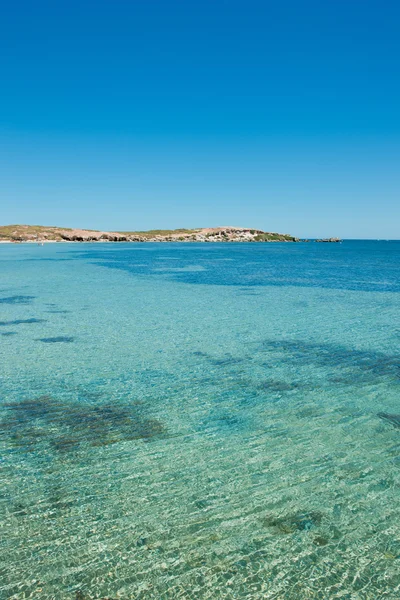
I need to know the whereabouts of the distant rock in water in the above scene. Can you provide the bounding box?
[377,412,400,428]
[315,237,342,243]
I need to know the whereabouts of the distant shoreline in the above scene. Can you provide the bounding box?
[0,225,342,243]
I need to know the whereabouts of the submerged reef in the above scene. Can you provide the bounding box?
[377,412,400,429]
[262,511,324,534]
[258,339,400,382]
[0,318,46,326]
[37,336,75,343]
[0,395,167,454]
[0,295,35,304]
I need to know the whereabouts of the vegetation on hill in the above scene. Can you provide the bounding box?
[254,232,298,242]
[118,228,201,238]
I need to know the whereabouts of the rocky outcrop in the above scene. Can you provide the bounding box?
[59,230,128,242]
[315,237,342,243]
[135,227,299,243]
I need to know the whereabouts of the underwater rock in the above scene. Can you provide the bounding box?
[377,412,400,429]
[37,336,75,343]
[257,379,301,392]
[262,511,323,534]
[136,537,148,547]
[193,351,245,366]
[211,356,245,366]
[259,339,400,385]
[51,437,81,452]
[0,318,46,326]
[0,295,35,304]
[0,396,167,454]
[313,536,329,546]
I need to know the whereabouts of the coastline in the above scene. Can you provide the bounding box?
[0,225,342,243]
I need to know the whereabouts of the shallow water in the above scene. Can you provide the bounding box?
[1,241,399,599]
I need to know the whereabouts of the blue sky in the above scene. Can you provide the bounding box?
[1,0,399,238]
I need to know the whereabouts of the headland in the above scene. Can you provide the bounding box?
[0,225,300,243]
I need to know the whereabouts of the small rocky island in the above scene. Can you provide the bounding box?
[0,225,342,243]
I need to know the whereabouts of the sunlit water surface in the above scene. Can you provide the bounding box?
[1,241,399,599]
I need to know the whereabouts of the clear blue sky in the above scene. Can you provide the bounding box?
[1,0,399,238]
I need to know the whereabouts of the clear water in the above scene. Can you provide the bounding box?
[1,241,399,599]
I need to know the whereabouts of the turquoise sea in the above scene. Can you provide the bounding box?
[1,241,400,599]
